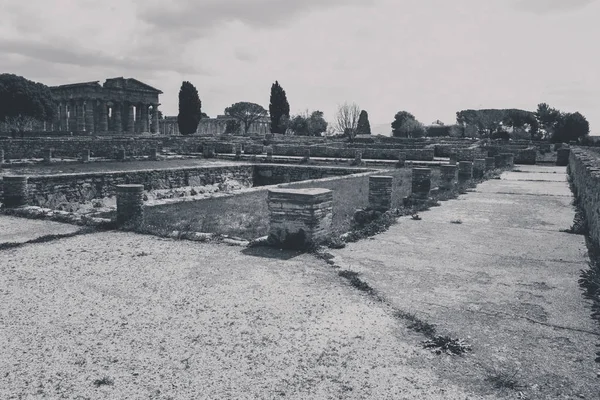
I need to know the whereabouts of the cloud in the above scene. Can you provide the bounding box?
[234,48,257,63]
[514,0,597,13]
[138,0,375,37]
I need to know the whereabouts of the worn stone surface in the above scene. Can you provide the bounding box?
[411,168,431,199]
[268,188,333,248]
[458,161,473,181]
[0,214,80,244]
[569,147,600,245]
[116,184,144,226]
[368,175,393,211]
[439,165,457,191]
[2,176,28,207]
[330,165,598,399]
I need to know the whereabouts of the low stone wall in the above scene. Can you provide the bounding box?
[253,165,372,186]
[1,138,163,159]
[486,144,537,165]
[1,164,372,209]
[1,165,254,209]
[568,147,600,246]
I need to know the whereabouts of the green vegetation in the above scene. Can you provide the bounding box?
[356,110,371,135]
[289,110,328,136]
[224,102,268,135]
[177,81,203,135]
[391,111,425,138]
[269,81,290,134]
[0,73,56,133]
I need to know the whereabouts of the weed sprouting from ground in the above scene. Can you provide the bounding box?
[484,368,524,391]
[422,335,472,355]
[450,219,463,224]
[93,377,114,387]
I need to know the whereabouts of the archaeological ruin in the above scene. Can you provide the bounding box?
[41,77,162,134]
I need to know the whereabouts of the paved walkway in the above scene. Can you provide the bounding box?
[331,165,599,399]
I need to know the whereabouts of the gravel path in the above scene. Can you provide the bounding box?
[0,228,502,399]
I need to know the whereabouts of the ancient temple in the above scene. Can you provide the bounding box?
[49,77,162,134]
[159,115,270,136]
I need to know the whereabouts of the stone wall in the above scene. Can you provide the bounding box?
[0,138,163,159]
[253,165,372,186]
[0,164,371,208]
[1,165,254,209]
[568,148,600,246]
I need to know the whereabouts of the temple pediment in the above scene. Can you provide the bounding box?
[103,77,163,94]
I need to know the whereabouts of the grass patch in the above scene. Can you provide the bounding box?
[422,335,472,355]
[92,376,114,387]
[484,368,524,391]
[450,219,463,224]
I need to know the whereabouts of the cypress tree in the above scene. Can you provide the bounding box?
[177,81,202,135]
[356,110,371,135]
[269,81,290,134]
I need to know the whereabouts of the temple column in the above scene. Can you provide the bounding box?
[59,103,67,131]
[67,101,76,131]
[135,105,142,133]
[76,100,85,131]
[140,104,149,132]
[84,101,95,132]
[113,102,122,132]
[126,103,135,133]
[151,105,159,133]
[98,101,108,132]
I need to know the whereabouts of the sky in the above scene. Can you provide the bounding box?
[1,0,598,135]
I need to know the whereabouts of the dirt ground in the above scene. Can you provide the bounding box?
[1,165,598,399]
[2,229,505,400]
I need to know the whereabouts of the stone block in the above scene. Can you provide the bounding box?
[0,149,4,164]
[368,175,393,211]
[2,176,28,207]
[439,165,457,191]
[354,150,363,163]
[458,161,473,182]
[557,148,570,166]
[81,149,90,163]
[485,157,495,170]
[116,148,126,161]
[396,152,406,167]
[43,149,52,163]
[116,184,144,226]
[411,168,431,199]
[473,159,486,179]
[267,188,333,249]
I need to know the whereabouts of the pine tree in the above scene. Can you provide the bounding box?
[356,110,371,135]
[269,81,290,134]
[177,81,202,135]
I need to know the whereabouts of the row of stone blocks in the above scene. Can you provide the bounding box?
[265,156,508,248]
[0,148,159,163]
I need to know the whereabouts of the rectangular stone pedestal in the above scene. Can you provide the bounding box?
[267,188,333,249]
[368,176,393,211]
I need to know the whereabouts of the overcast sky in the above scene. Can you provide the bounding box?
[1,0,598,134]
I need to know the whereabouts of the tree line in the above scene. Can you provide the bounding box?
[0,73,591,143]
